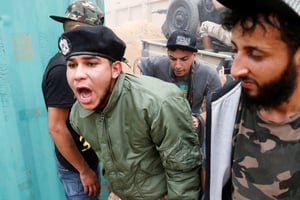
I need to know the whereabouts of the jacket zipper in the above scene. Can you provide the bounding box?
[100,112,128,198]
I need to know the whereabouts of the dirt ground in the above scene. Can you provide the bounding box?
[111,20,165,73]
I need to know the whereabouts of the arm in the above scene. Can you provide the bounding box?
[198,21,232,46]
[218,66,227,86]
[152,96,201,199]
[207,66,223,95]
[48,107,100,196]
[132,56,162,77]
[192,113,206,193]
[194,63,222,123]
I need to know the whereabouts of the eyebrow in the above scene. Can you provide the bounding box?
[168,55,189,59]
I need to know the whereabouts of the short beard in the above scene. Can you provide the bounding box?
[242,59,298,110]
[96,78,113,110]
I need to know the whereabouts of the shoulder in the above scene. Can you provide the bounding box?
[194,59,217,71]
[140,55,169,66]
[138,56,170,76]
[47,52,66,68]
[211,79,241,102]
[47,52,67,68]
[126,73,182,98]
[192,59,219,78]
[44,53,66,77]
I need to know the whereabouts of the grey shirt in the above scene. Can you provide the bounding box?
[138,55,222,114]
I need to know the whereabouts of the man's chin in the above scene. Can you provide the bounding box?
[79,101,98,110]
[242,91,265,109]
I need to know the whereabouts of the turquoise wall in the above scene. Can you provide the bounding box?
[0,0,107,199]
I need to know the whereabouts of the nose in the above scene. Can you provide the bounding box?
[174,59,182,69]
[230,53,249,78]
[74,64,87,80]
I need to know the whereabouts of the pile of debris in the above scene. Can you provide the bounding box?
[112,20,164,73]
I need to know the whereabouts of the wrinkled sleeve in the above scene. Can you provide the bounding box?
[207,66,222,95]
[198,20,232,46]
[151,96,202,200]
[138,56,165,76]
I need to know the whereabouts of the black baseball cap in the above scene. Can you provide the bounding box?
[167,30,197,52]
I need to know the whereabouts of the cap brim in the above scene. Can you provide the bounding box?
[218,0,293,12]
[218,0,262,10]
[66,51,120,62]
[217,0,240,9]
[50,15,70,23]
[167,45,197,52]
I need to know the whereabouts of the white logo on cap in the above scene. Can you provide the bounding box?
[175,35,191,46]
[59,37,71,55]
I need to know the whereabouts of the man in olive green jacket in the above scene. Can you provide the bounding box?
[59,25,201,200]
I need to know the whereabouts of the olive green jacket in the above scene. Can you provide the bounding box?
[70,72,201,200]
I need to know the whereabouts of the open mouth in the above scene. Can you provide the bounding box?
[76,87,93,104]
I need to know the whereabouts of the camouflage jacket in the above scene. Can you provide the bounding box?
[205,79,300,199]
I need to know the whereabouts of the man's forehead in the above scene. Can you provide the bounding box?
[167,50,194,58]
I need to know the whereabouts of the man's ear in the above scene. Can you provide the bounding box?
[192,52,197,59]
[111,61,122,79]
[295,47,300,67]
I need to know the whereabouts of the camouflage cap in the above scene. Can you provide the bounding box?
[50,0,104,25]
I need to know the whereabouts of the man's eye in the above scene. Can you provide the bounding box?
[181,57,188,61]
[248,52,263,61]
[67,63,76,68]
[87,62,97,66]
[244,48,264,61]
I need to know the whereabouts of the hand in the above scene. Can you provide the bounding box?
[108,192,122,200]
[80,168,100,196]
[192,116,199,129]
[218,66,227,86]
[157,195,167,200]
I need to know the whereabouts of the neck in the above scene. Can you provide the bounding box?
[259,83,300,122]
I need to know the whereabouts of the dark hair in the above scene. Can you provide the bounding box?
[167,46,197,52]
[221,1,300,55]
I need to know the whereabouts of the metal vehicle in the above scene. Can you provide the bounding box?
[161,0,232,53]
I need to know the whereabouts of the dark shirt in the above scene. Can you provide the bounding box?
[42,52,98,172]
